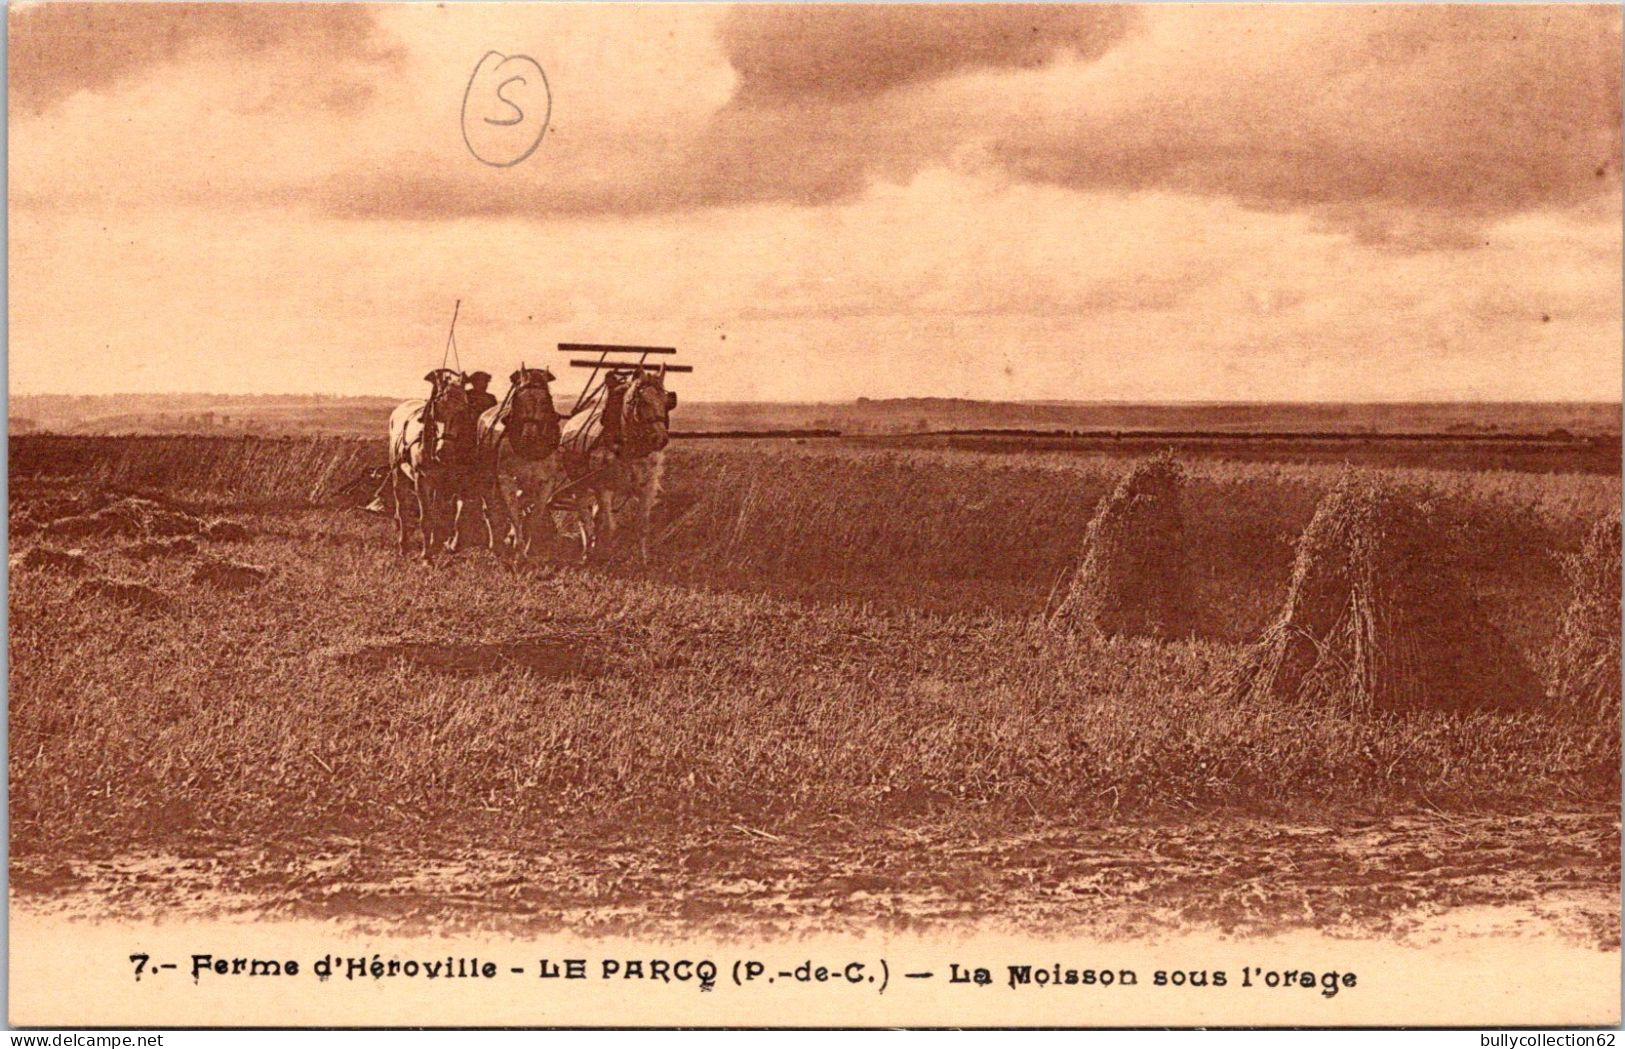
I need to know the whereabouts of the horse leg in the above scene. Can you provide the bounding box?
[596,486,618,561]
[509,471,540,558]
[479,485,499,552]
[416,481,437,562]
[392,469,413,556]
[445,488,465,554]
[635,486,653,566]
[519,493,543,559]
[463,479,495,554]
[502,477,531,558]
[486,477,517,558]
[573,493,595,564]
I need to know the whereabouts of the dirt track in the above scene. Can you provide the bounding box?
[14,810,1618,946]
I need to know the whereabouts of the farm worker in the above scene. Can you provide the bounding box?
[459,371,502,531]
[465,372,498,419]
[600,370,629,449]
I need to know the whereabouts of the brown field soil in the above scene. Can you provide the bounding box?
[12,812,1619,945]
[8,437,1622,942]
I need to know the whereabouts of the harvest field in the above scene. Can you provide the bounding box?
[9,433,1621,942]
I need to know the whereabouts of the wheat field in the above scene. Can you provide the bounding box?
[8,435,1620,939]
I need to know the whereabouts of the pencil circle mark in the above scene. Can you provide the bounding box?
[461,51,551,168]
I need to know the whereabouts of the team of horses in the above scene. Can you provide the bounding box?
[387,364,676,563]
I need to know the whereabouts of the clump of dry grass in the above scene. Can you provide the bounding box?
[1048,452,1191,639]
[45,496,203,540]
[1547,512,1621,717]
[190,557,271,590]
[1230,472,1539,715]
[11,545,92,575]
[11,492,114,538]
[202,519,253,542]
[124,535,200,561]
[73,577,171,612]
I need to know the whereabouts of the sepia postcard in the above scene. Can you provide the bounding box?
[7,1,1622,1030]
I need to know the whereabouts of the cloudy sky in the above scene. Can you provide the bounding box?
[9,3,1621,401]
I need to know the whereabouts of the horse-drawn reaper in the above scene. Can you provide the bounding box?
[376,325,690,564]
[549,345,686,564]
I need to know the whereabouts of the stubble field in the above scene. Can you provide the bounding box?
[8,435,1621,942]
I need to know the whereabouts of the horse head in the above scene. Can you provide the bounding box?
[422,368,477,466]
[620,366,674,457]
[503,366,561,459]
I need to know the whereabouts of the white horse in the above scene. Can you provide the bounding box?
[557,366,676,564]
[387,369,478,560]
[472,367,565,558]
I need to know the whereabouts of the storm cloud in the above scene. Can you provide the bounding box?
[9,2,395,114]
[719,4,1138,100]
[987,5,1622,242]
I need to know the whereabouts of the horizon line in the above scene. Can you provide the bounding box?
[9,392,1623,408]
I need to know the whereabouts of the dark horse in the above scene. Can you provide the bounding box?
[471,366,564,558]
